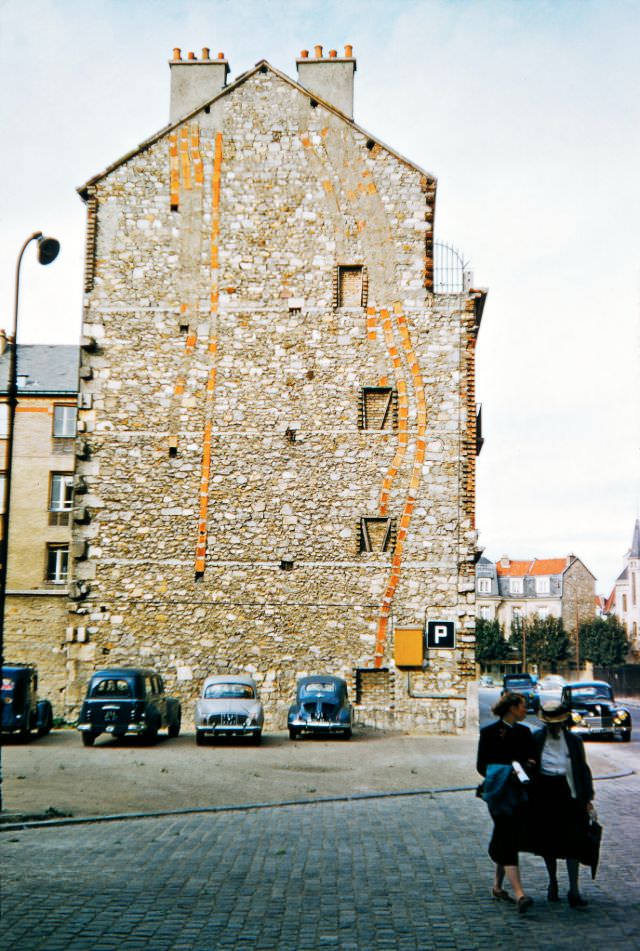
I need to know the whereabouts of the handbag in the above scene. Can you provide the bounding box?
[579,817,603,879]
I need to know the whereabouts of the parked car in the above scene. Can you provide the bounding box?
[77,668,181,746]
[538,674,566,693]
[561,680,632,742]
[1,664,53,739]
[195,675,264,745]
[288,675,353,740]
[479,674,495,687]
[502,672,540,713]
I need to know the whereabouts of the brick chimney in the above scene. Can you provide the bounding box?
[296,44,356,119]
[169,48,230,122]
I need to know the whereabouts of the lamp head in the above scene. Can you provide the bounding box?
[37,236,60,265]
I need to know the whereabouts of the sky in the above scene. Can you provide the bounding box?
[1,0,638,594]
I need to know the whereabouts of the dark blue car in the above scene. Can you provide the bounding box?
[288,675,353,740]
[1,664,53,739]
[77,668,181,746]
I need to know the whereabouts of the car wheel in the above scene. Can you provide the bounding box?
[195,731,206,746]
[342,728,352,740]
[168,712,181,738]
[38,707,53,737]
[82,732,97,747]
[622,731,631,742]
[251,732,262,746]
[288,727,298,741]
[144,722,159,744]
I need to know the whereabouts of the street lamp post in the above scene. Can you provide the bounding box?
[0,232,60,811]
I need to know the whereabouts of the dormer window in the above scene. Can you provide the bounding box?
[536,576,550,595]
[510,577,523,595]
[477,577,492,594]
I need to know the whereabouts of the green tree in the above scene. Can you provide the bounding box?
[580,616,630,667]
[475,617,510,664]
[524,615,570,669]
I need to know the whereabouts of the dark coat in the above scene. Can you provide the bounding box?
[532,726,594,804]
[477,719,537,778]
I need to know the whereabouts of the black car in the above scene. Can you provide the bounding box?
[77,668,181,746]
[1,664,53,739]
[502,672,540,713]
[562,680,632,742]
[287,675,353,740]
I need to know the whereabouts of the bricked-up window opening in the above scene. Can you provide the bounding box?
[359,517,396,554]
[53,405,77,438]
[171,203,179,212]
[336,265,366,307]
[355,667,391,704]
[46,544,69,584]
[359,387,397,431]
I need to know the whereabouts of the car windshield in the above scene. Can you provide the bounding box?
[506,678,532,689]
[568,686,612,702]
[90,678,133,698]
[204,683,255,699]
[300,681,340,698]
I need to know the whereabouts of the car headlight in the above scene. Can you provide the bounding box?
[614,710,629,724]
[571,712,583,724]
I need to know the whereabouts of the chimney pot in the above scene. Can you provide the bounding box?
[314,44,323,59]
[217,51,225,60]
[296,44,357,119]
[173,47,182,61]
[344,44,353,58]
[329,49,337,58]
[300,49,309,58]
[187,51,196,60]
[201,47,210,60]
[169,50,230,121]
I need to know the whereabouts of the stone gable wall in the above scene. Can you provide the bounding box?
[69,68,478,731]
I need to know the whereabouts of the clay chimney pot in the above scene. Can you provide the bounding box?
[344,44,353,58]
[187,51,196,60]
[329,49,337,58]
[314,44,323,59]
[300,49,309,58]
[201,47,210,60]
[173,47,182,61]
[217,51,225,60]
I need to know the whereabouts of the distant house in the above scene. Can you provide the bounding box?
[476,554,597,641]
[612,519,640,652]
[0,339,79,706]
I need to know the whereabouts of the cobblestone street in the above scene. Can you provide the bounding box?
[2,771,638,951]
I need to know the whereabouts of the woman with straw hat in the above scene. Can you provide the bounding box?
[532,700,595,908]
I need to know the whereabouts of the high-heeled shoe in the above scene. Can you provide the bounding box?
[492,887,515,903]
[567,891,588,908]
[517,895,533,914]
[547,882,560,902]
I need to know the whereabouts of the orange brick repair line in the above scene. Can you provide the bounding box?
[169,133,180,208]
[194,131,223,575]
[180,126,192,191]
[378,310,408,516]
[374,305,427,668]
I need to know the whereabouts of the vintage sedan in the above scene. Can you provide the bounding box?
[1,664,53,739]
[562,680,632,742]
[77,668,181,746]
[288,675,353,740]
[195,675,264,745]
[502,672,540,713]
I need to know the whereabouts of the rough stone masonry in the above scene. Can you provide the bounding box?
[68,46,486,731]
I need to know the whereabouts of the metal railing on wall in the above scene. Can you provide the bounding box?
[434,241,472,294]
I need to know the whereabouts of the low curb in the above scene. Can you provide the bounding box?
[0,768,634,832]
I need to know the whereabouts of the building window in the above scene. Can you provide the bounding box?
[510,577,524,595]
[50,473,73,511]
[538,606,549,620]
[632,572,637,607]
[46,544,69,584]
[535,576,550,594]
[359,517,396,553]
[0,403,8,438]
[622,594,628,613]
[477,577,492,594]
[479,605,491,620]
[53,405,77,438]
[358,387,397,430]
[336,265,365,307]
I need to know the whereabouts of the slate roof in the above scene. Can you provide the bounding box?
[0,345,79,395]
[630,519,640,558]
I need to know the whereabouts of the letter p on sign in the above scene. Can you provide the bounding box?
[426,620,455,649]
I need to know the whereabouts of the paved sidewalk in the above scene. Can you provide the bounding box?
[2,772,638,951]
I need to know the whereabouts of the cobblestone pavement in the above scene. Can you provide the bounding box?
[1,772,638,951]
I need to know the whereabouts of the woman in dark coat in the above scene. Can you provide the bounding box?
[477,691,537,913]
[531,701,595,908]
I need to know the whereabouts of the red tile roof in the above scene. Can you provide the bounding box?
[496,557,569,577]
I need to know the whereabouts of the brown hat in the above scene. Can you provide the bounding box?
[540,700,570,723]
